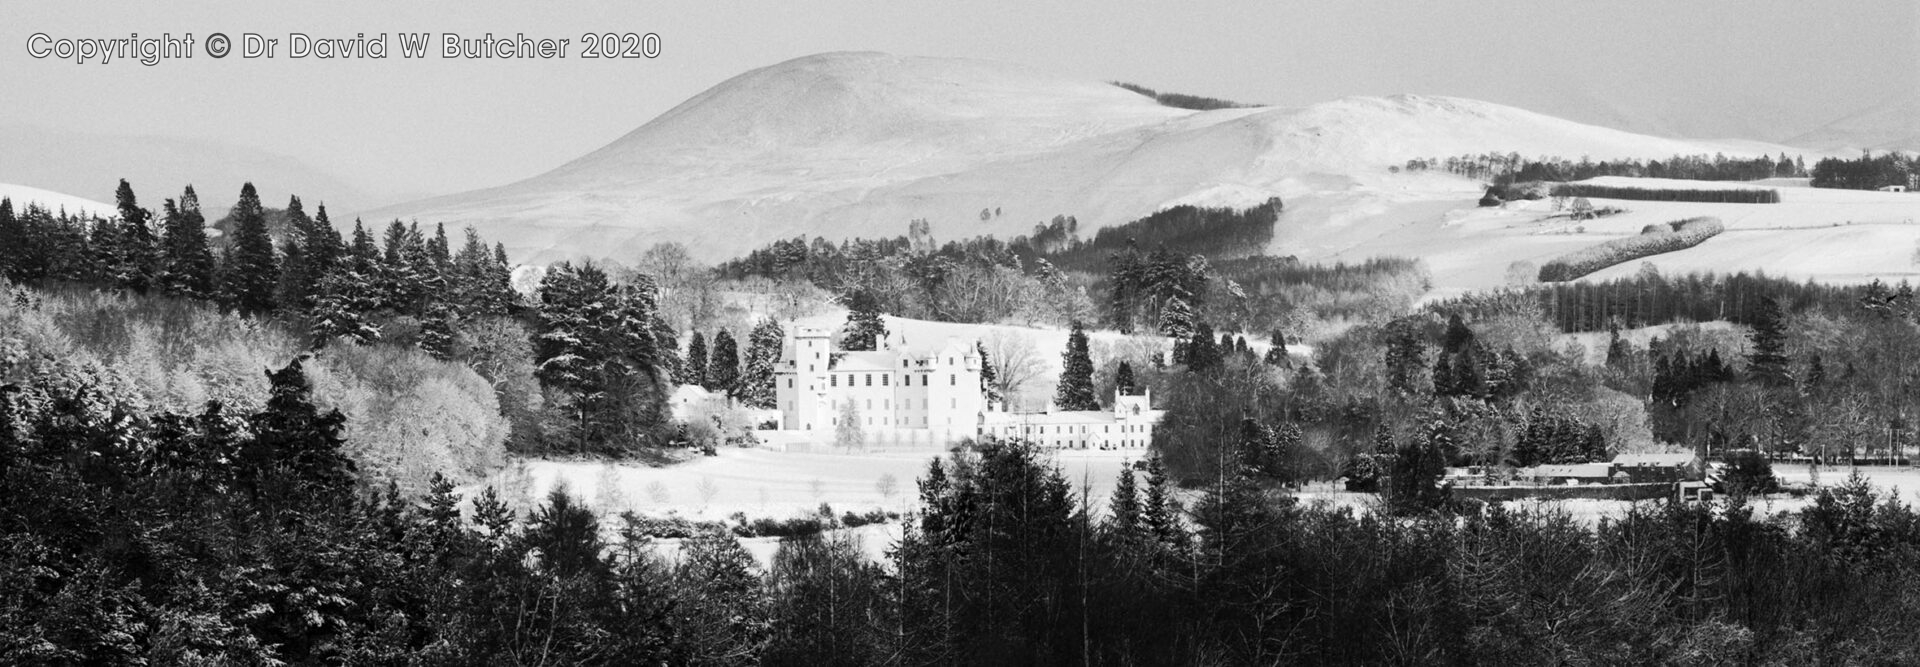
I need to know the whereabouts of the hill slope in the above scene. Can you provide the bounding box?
[0,124,390,213]
[375,51,1804,266]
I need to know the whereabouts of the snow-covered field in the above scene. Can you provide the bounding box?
[484,446,1143,521]
[472,446,1147,565]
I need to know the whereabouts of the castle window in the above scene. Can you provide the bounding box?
[950,374,956,385]
[787,378,793,388]
[865,374,872,386]
[922,375,929,386]
[831,375,838,387]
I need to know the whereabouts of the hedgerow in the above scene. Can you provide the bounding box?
[1537,217,1725,282]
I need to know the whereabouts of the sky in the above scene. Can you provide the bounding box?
[3,0,1915,202]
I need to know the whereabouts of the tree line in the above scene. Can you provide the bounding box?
[1403,151,1807,183]
[0,180,695,459]
[1809,150,1918,190]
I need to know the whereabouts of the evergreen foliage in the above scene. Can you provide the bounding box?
[220,182,279,315]
[1054,321,1098,410]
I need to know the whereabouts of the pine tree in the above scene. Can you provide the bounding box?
[684,332,709,388]
[221,183,279,315]
[276,195,316,312]
[1141,452,1184,550]
[157,187,216,298]
[1107,464,1142,539]
[740,318,785,409]
[0,197,15,280]
[976,341,1001,406]
[1115,361,1136,396]
[419,303,456,361]
[1054,321,1098,411]
[1263,329,1289,367]
[707,329,740,396]
[1383,317,1428,397]
[112,179,158,292]
[1186,323,1222,373]
[842,291,888,351]
[1158,294,1196,342]
[1747,297,1792,386]
[244,356,355,495]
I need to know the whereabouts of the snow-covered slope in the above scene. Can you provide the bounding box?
[0,182,117,219]
[375,51,1807,266]
[0,125,389,214]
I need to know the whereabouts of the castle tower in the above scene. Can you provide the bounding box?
[775,326,833,431]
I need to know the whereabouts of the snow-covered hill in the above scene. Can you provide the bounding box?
[0,125,390,214]
[375,51,1811,268]
[0,182,117,219]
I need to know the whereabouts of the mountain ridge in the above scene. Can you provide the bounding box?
[372,51,1814,265]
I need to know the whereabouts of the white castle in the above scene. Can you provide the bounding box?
[773,325,1163,449]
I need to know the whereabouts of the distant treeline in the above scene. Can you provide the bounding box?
[1109,81,1257,111]
[1810,151,1918,190]
[1404,151,1806,183]
[1435,270,1902,333]
[1550,183,1781,204]
[1034,200,1282,274]
[1537,217,1725,283]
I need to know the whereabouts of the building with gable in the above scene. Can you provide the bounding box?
[771,324,1164,449]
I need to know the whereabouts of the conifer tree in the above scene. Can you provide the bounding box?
[221,183,279,315]
[0,197,16,279]
[1159,294,1195,342]
[842,291,888,351]
[1186,323,1222,373]
[708,330,740,395]
[1263,329,1289,367]
[243,356,355,495]
[276,195,316,312]
[156,187,217,298]
[1115,361,1136,396]
[740,318,785,409]
[1054,321,1098,411]
[1141,452,1184,550]
[977,341,1001,406]
[1107,464,1142,539]
[684,332,709,388]
[419,303,456,361]
[1747,297,1792,386]
[112,179,158,292]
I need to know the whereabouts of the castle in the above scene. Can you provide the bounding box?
[773,326,990,444]
[772,325,1163,449]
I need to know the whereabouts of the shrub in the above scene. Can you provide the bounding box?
[1538,217,1725,282]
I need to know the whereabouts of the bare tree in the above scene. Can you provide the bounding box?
[983,329,1047,410]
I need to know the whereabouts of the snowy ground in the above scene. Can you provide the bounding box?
[1496,465,1920,526]
[0,182,117,218]
[471,446,1148,565]
[1301,176,1920,294]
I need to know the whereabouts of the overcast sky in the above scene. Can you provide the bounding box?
[3,0,1915,200]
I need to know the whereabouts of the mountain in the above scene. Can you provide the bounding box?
[0,124,392,215]
[374,51,1808,265]
[1786,92,1920,153]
